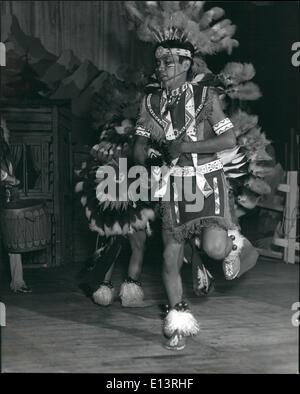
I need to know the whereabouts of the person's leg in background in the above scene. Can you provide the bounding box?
[8,253,31,293]
[92,230,147,307]
[119,230,147,307]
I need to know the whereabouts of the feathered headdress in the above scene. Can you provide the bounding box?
[124,1,239,56]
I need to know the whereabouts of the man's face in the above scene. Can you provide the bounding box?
[155,53,187,86]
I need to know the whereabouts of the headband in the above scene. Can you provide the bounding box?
[155,46,193,60]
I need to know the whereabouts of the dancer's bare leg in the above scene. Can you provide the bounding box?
[9,253,25,290]
[128,230,146,280]
[162,231,200,350]
[118,230,147,307]
[8,253,31,292]
[162,230,184,308]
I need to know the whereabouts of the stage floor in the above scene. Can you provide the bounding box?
[0,257,298,373]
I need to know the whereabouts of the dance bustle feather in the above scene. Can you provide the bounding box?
[244,176,271,195]
[124,1,239,56]
[219,63,262,101]
[226,82,262,101]
[231,110,259,137]
[239,129,271,151]
[221,62,256,85]
[75,125,155,237]
[209,60,276,210]
[249,162,275,178]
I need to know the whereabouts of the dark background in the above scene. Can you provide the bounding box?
[208,1,299,167]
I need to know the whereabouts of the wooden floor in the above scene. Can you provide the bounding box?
[0,255,298,374]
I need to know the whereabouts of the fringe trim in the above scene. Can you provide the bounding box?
[86,208,155,237]
[171,218,231,243]
[161,206,231,243]
[164,309,200,337]
[160,197,232,243]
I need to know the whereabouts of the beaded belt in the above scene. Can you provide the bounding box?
[170,159,223,177]
[152,159,223,199]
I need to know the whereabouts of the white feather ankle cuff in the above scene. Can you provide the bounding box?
[119,282,144,306]
[93,285,114,306]
[164,309,200,337]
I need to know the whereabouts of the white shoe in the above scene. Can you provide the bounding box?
[164,331,186,351]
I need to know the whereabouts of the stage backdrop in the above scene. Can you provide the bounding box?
[0,0,153,73]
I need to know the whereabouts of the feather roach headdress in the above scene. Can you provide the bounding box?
[124,1,239,56]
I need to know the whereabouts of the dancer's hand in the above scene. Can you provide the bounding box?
[167,140,182,160]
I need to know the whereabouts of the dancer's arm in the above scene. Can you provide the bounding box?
[180,131,236,154]
[133,135,149,165]
[169,90,237,158]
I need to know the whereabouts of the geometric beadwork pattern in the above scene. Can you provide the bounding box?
[213,176,220,215]
[213,118,234,135]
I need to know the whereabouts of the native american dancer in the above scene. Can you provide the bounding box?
[77,1,272,350]
[75,118,156,307]
[125,0,260,350]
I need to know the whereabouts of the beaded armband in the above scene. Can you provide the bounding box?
[213,118,234,135]
[135,126,151,138]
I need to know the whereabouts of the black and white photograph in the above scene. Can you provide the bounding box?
[0,1,299,377]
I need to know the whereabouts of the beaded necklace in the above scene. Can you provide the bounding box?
[161,82,195,140]
[165,82,188,109]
